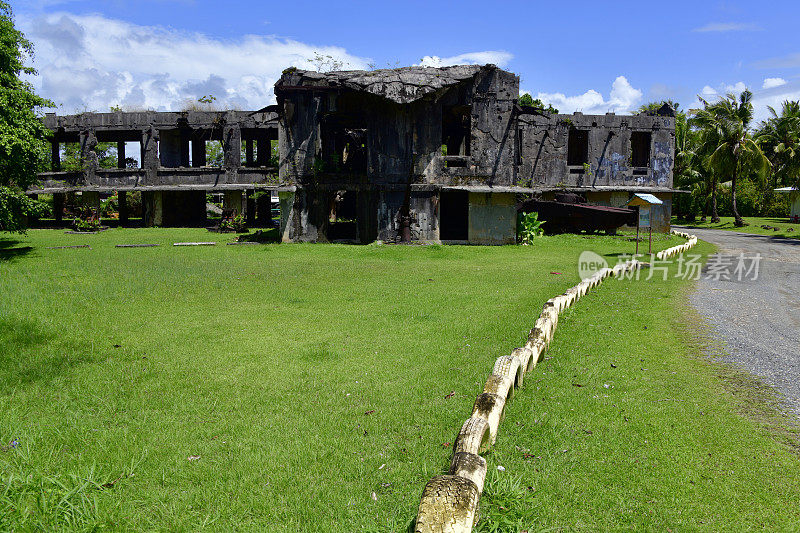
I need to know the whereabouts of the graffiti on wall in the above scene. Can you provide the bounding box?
[651,141,673,187]
[595,152,627,183]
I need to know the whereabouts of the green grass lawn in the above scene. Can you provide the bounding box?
[674,216,800,239]
[1,229,798,531]
[476,238,800,531]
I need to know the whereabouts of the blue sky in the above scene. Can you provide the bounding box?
[11,0,800,121]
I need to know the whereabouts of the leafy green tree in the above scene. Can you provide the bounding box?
[670,111,705,219]
[60,141,119,171]
[0,1,54,231]
[637,100,680,115]
[206,140,224,167]
[692,90,771,226]
[756,100,800,190]
[518,93,559,114]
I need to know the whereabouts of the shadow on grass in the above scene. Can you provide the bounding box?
[0,238,33,263]
[0,318,100,394]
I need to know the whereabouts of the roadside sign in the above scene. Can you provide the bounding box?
[638,205,650,228]
[627,193,662,255]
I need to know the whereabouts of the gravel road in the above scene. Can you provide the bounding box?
[678,227,800,416]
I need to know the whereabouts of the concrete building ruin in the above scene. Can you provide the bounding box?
[33,64,679,241]
[38,110,279,226]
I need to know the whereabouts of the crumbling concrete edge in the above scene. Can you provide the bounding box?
[414,230,698,532]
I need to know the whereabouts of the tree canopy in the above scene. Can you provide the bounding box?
[756,100,800,191]
[0,1,53,231]
[518,93,559,114]
[691,90,770,226]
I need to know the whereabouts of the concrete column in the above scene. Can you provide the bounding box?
[142,191,163,227]
[191,134,206,167]
[357,190,378,244]
[279,190,296,243]
[141,127,159,184]
[180,130,190,167]
[117,141,126,169]
[255,134,270,166]
[51,141,61,171]
[223,190,246,217]
[53,192,64,224]
[81,191,101,216]
[245,139,254,166]
[246,190,255,225]
[223,124,241,170]
[118,190,128,226]
[159,130,182,168]
[80,130,98,184]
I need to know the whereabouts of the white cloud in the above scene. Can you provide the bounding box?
[754,52,800,69]
[533,76,643,115]
[762,77,787,89]
[691,79,800,123]
[701,85,717,96]
[418,51,512,68]
[752,81,800,122]
[19,12,372,113]
[726,81,747,93]
[692,22,762,33]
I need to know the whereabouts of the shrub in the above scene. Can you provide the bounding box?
[220,214,247,233]
[72,216,100,232]
[517,211,544,244]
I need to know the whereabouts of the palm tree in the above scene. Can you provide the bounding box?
[671,111,704,219]
[756,100,800,190]
[691,90,771,227]
[689,112,723,222]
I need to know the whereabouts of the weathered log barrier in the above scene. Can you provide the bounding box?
[414,230,698,532]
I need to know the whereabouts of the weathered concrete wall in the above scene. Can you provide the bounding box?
[276,65,519,188]
[468,192,516,245]
[375,190,439,242]
[80,191,101,212]
[142,191,163,226]
[586,190,631,208]
[517,112,675,189]
[223,190,246,217]
[37,110,278,193]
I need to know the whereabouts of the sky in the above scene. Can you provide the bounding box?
[11,0,800,123]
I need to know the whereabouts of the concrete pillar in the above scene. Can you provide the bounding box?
[181,131,190,167]
[51,141,61,171]
[279,190,296,243]
[223,124,241,170]
[223,190,246,217]
[80,130,98,184]
[53,192,64,224]
[255,134,270,166]
[246,190,255,225]
[117,141,126,169]
[118,190,128,226]
[191,134,206,167]
[357,190,378,244]
[142,191,163,227]
[159,130,182,168]
[81,191,101,216]
[141,127,159,184]
[245,139,254,167]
